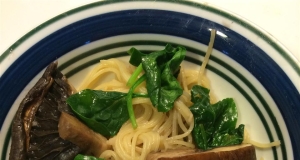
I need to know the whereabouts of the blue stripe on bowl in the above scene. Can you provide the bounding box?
[0,9,299,159]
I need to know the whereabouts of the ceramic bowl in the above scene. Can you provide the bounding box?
[0,1,299,159]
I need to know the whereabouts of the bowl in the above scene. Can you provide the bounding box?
[0,1,299,160]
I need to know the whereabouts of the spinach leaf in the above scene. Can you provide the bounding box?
[74,154,104,160]
[157,46,186,112]
[210,124,244,148]
[190,85,244,150]
[127,47,146,66]
[67,89,134,137]
[128,44,186,112]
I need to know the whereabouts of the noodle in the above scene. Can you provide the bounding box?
[198,29,216,81]
[243,128,281,148]
[74,30,214,160]
[75,29,279,159]
[77,59,196,160]
[78,58,134,91]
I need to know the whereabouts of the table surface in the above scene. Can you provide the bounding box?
[0,0,299,62]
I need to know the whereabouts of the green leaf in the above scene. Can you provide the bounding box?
[133,44,186,112]
[140,50,166,107]
[210,124,244,147]
[127,47,146,66]
[67,89,130,137]
[192,124,209,150]
[190,87,215,150]
[211,98,238,133]
[157,46,185,112]
[189,85,244,150]
[74,154,104,160]
[190,84,210,104]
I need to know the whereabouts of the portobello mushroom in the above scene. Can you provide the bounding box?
[146,144,256,160]
[58,112,111,157]
[9,61,81,160]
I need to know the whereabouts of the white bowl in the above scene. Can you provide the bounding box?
[0,1,299,159]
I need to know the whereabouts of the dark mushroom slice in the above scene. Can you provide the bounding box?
[9,61,81,160]
[146,144,256,160]
[58,112,111,157]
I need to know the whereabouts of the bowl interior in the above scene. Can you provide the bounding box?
[0,1,299,160]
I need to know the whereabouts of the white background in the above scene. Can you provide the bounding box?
[0,0,299,62]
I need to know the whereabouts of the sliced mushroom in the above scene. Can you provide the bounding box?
[146,144,256,160]
[58,112,111,157]
[9,61,81,160]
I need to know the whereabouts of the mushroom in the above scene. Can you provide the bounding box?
[58,112,111,157]
[146,144,256,160]
[9,61,81,160]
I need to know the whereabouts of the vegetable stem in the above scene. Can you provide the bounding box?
[127,63,143,87]
[127,74,146,129]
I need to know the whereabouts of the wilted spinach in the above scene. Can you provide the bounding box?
[66,44,186,136]
[127,44,186,112]
[74,154,104,160]
[190,85,244,150]
[66,89,146,137]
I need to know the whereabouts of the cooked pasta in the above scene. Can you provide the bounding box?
[73,29,279,160]
[76,58,199,160]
